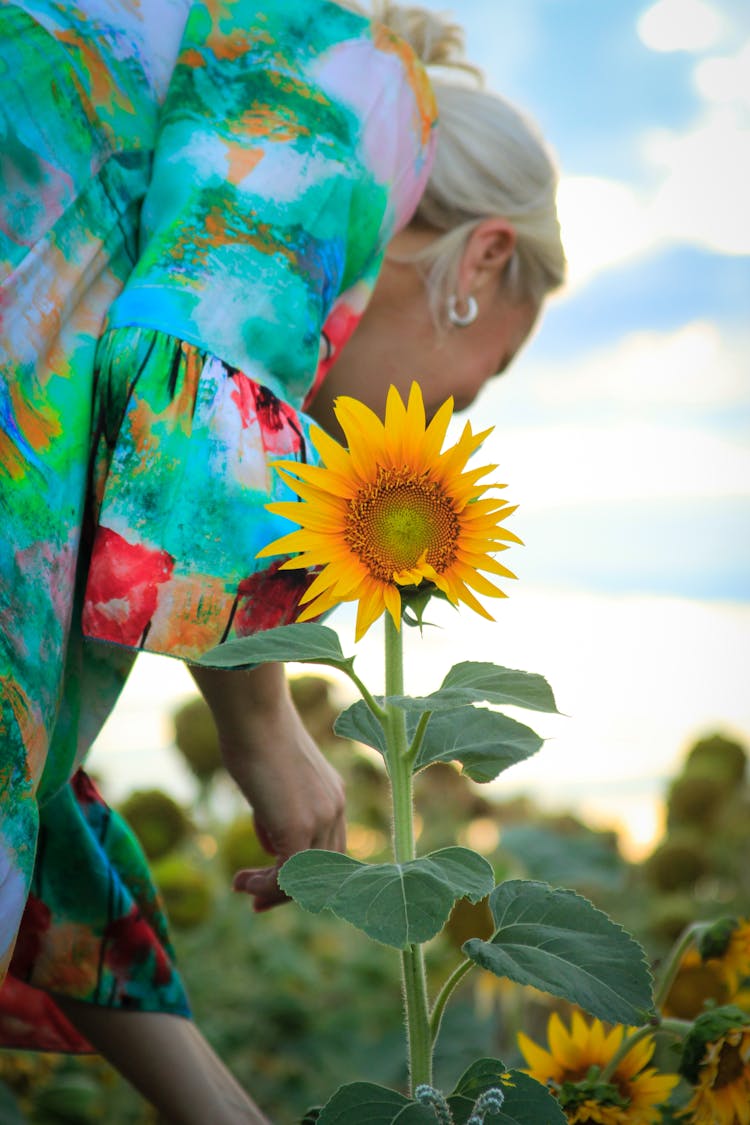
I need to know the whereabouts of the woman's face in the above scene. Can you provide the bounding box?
[307,221,539,438]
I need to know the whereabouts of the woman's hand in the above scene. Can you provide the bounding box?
[190,662,346,911]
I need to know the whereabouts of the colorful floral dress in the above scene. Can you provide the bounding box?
[0,0,436,1051]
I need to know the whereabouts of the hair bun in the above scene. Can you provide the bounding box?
[371,2,468,70]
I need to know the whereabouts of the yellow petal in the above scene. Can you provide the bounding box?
[516,1032,562,1083]
[354,580,388,641]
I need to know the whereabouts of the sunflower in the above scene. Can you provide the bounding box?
[518,1010,679,1125]
[259,383,520,640]
[706,918,750,999]
[681,1024,750,1125]
[664,948,731,1020]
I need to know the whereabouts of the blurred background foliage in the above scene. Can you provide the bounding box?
[2,677,748,1123]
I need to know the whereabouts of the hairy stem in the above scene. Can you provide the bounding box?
[385,615,432,1091]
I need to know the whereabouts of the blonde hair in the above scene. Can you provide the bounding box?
[342,1,566,314]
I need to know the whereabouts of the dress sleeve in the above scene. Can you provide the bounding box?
[104,0,437,411]
[82,1,438,661]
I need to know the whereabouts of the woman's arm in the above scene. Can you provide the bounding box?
[190,662,346,911]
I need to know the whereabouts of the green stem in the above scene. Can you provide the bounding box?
[339,664,388,722]
[653,922,703,1011]
[430,959,475,1044]
[659,1018,693,1037]
[599,1016,691,1084]
[598,1024,657,1084]
[385,615,432,1092]
[407,710,431,768]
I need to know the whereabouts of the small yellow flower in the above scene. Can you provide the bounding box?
[518,1010,679,1124]
[260,383,520,640]
[681,1024,750,1125]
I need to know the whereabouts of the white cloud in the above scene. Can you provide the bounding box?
[637,0,726,52]
[558,101,750,288]
[694,38,750,106]
[527,321,750,410]
[470,418,750,512]
[557,175,654,289]
[644,106,750,256]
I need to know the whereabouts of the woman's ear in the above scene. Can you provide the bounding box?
[457,217,516,296]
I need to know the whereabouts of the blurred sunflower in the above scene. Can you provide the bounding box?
[663,948,731,1021]
[713,920,750,996]
[260,383,520,640]
[681,1023,750,1124]
[518,1010,679,1124]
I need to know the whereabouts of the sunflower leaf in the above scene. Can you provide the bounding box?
[336,702,542,783]
[315,1082,410,1125]
[440,663,559,712]
[463,880,654,1025]
[388,663,559,715]
[451,1057,512,1100]
[279,848,494,949]
[448,1069,567,1125]
[334,700,387,755]
[413,708,543,781]
[196,623,351,670]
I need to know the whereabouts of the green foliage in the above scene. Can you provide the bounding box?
[315,1082,420,1124]
[684,733,747,786]
[152,854,214,929]
[335,701,543,782]
[678,1005,750,1083]
[499,823,626,891]
[667,775,728,831]
[314,1064,567,1125]
[644,834,710,892]
[389,662,558,715]
[448,1069,567,1125]
[0,1080,25,1125]
[31,1072,106,1123]
[197,623,351,670]
[463,880,654,1025]
[279,848,494,948]
[173,696,223,783]
[119,788,190,860]
[412,709,544,782]
[219,815,274,878]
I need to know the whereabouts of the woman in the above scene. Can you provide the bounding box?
[0,0,565,1120]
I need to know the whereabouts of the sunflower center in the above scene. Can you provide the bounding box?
[713,1042,744,1089]
[345,467,459,582]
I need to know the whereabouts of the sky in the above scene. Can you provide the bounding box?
[89,0,750,859]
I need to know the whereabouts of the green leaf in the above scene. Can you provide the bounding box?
[463,880,653,1025]
[414,708,543,781]
[440,663,559,712]
[452,1058,512,1100]
[500,824,627,890]
[316,1083,409,1125]
[447,1068,567,1125]
[335,701,387,755]
[336,702,542,784]
[391,1106,444,1124]
[388,663,558,716]
[279,848,495,949]
[196,623,349,669]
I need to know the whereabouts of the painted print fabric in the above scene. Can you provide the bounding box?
[0,0,437,1051]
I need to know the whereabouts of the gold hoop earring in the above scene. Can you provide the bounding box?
[447,294,478,327]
